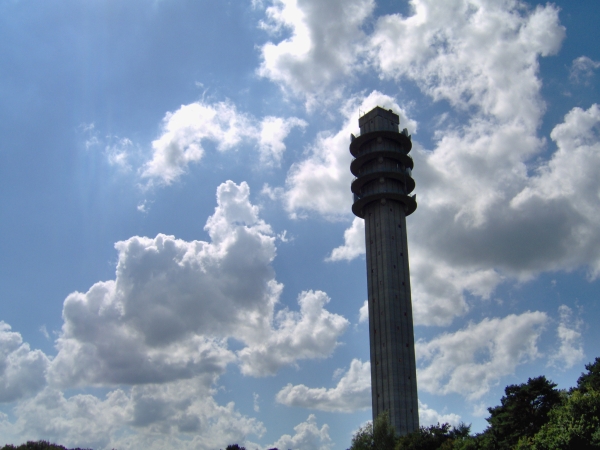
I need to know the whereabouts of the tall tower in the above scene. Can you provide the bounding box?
[350,106,419,435]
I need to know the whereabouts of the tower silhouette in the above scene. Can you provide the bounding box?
[350,106,419,434]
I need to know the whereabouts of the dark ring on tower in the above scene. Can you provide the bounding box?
[350,151,414,176]
[351,170,416,195]
[349,130,412,157]
[352,193,417,218]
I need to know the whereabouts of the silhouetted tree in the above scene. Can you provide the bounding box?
[577,357,600,394]
[483,376,562,449]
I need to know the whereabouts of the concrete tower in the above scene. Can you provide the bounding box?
[350,106,419,435]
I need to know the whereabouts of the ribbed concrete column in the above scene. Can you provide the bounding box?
[364,200,418,434]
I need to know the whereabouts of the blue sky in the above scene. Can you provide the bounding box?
[1,0,599,448]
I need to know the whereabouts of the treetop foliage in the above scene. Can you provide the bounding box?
[577,357,600,394]
[485,376,562,449]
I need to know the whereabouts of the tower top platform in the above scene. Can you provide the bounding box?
[359,107,400,135]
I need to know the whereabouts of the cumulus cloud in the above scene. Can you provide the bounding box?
[48,181,347,387]
[548,304,584,369]
[326,217,365,262]
[265,414,332,450]
[106,137,134,171]
[417,312,547,400]
[369,0,564,122]
[358,300,368,324]
[256,0,374,105]
[8,381,264,450]
[410,254,503,326]
[238,290,349,376]
[511,104,600,278]
[418,400,461,427]
[142,101,305,185]
[258,116,307,165]
[276,359,370,412]
[0,322,50,403]
[1,181,350,448]
[406,106,600,325]
[570,56,600,84]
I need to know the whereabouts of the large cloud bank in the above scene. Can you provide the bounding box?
[0,181,348,449]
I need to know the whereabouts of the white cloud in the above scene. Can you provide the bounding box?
[259,116,307,166]
[417,311,547,400]
[253,392,260,412]
[410,253,502,326]
[8,381,264,450]
[0,322,49,403]
[39,325,50,340]
[369,0,564,123]
[238,290,349,377]
[48,181,347,387]
[405,106,600,325]
[137,199,151,214]
[106,137,133,171]
[548,304,584,369]
[358,300,368,324]
[570,56,600,84]
[265,414,333,450]
[142,101,252,185]
[276,359,370,412]
[326,217,365,262]
[418,400,461,427]
[511,104,600,278]
[256,0,375,105]
[142,101,305,185]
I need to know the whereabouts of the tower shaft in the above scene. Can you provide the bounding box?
[350,106,419,435]
[365,201,418,434]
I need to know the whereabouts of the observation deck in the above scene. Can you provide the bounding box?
[350,107,417,218]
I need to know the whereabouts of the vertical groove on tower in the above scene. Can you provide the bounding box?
[350,106,419,435]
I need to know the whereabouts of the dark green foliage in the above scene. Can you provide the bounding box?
[225,446,246,450]
[483,376,562,450]
[577,357,600,394]
[348,411,397,450]
[521,359,600,449]
[396,423,471,450]
[0,441,91,450]
[373,411,397,450]
[530,389,600,449]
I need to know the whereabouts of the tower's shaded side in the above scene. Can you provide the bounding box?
[350,106,419,435]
